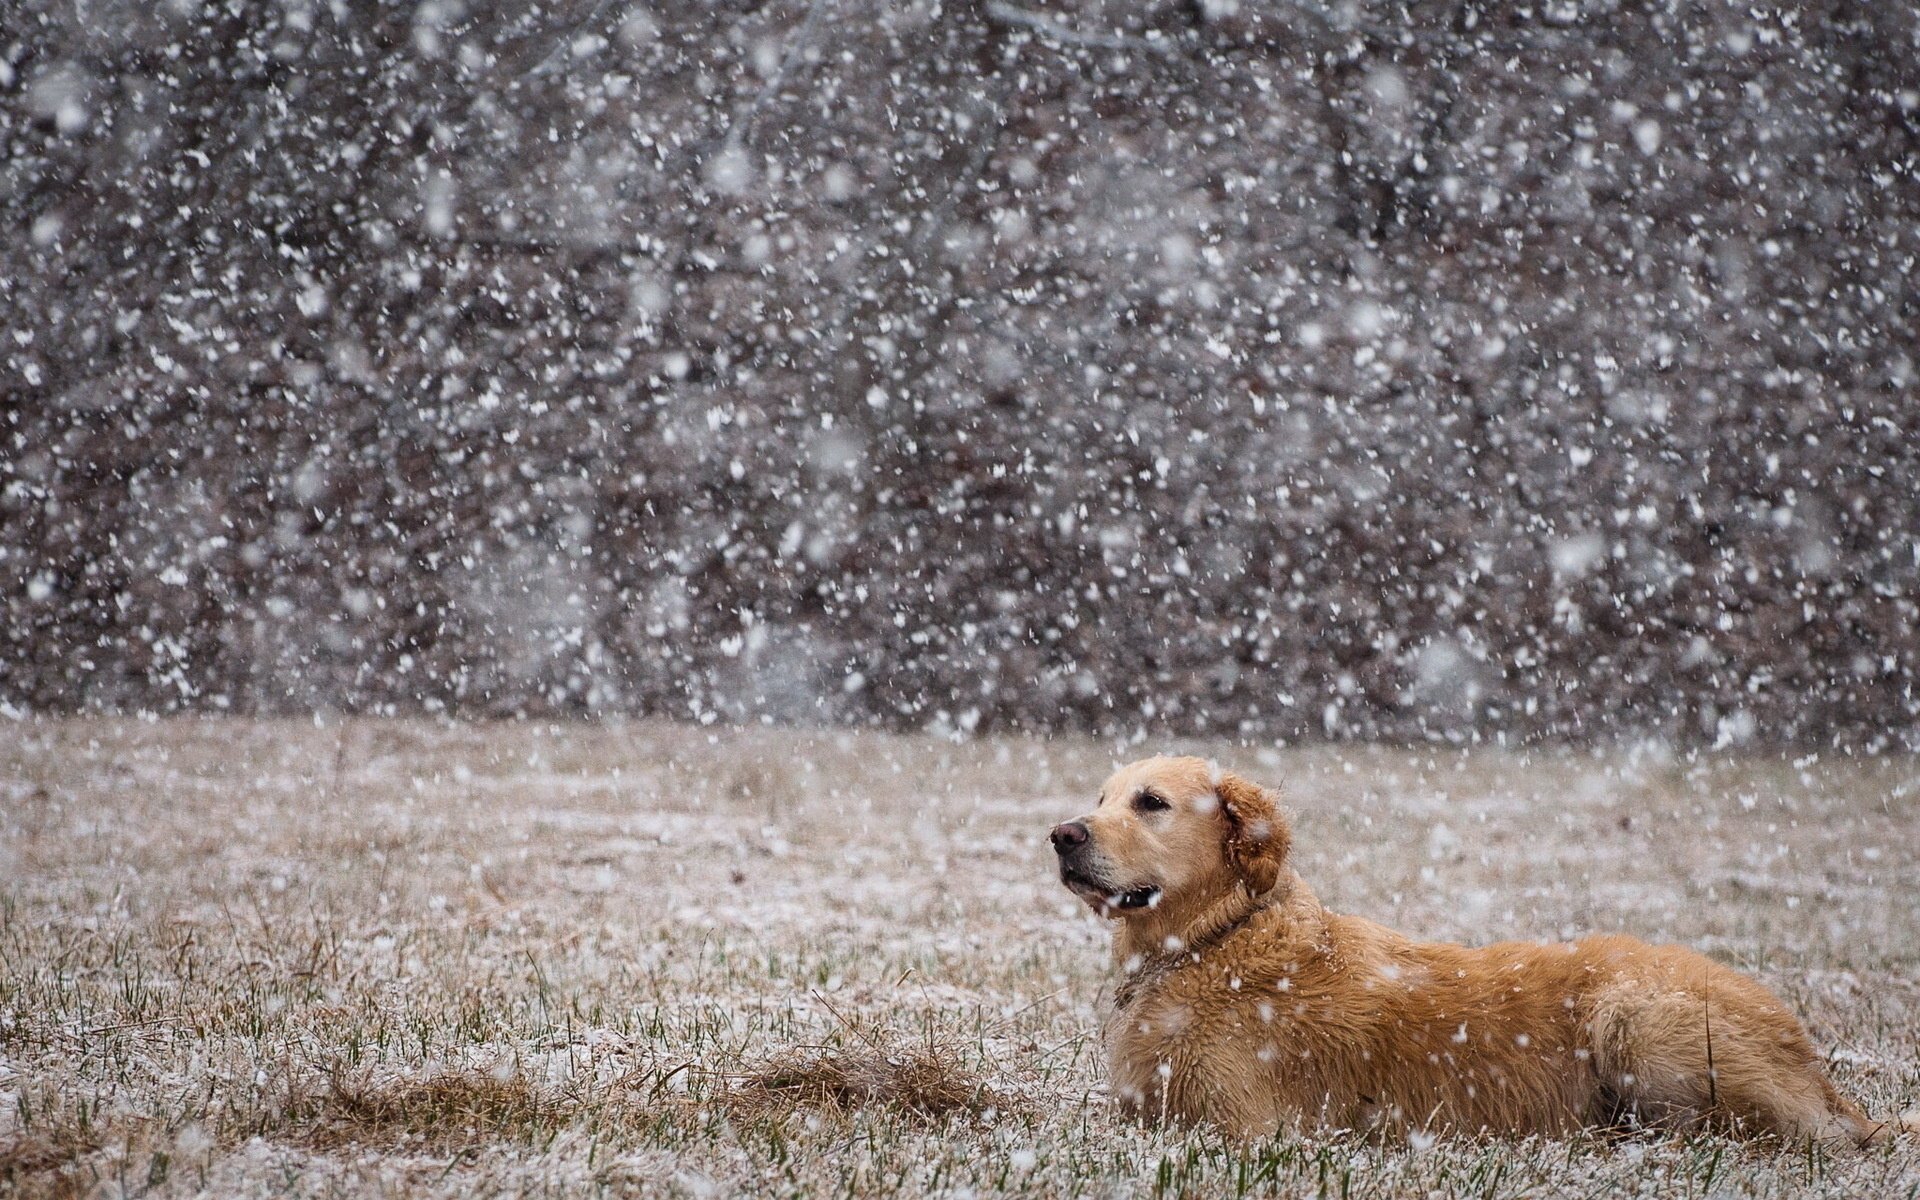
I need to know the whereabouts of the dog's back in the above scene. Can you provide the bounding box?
[1109,894,1603,1136]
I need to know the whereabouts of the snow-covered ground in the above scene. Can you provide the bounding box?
[3,719,1917,1197]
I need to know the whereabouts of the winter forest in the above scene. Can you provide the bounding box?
[6,2,1920,748]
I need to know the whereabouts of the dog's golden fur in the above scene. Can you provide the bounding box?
[1052,756,1918,1144]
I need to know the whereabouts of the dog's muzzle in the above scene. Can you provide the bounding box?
[1052,824,1160,910]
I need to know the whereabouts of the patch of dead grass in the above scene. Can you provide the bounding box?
[294,1069,571,1152]
[724,1039,1017,1122]
[0,1114,173,1200]
[0,1129,100,1200]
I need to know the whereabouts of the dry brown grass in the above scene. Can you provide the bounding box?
[725,1040,1016,1122]
[0,1087,160,1200]
[2,718,1917,1197]
[0,1130,98,1199]
[301,1068,566,1151]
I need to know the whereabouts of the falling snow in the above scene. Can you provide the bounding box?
[3,8,1918,751]
[5,9,1920,1198]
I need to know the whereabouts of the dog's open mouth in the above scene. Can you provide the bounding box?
[1061,868,1161,912]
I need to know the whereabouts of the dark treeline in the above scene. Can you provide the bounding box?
[4,1,1918,748]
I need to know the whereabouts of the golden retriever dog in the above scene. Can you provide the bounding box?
[1051,755,1918,1144]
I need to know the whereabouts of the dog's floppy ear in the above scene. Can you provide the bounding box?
[1215,771,1289,895]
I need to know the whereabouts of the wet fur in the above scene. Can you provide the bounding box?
[1060,756,1918,1144]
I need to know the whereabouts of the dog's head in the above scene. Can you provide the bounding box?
[1049,756,1290,924]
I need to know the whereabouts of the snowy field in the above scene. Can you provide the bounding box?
[4,719,1918,1198]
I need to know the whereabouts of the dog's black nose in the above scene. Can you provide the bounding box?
[1050,821,1089,854]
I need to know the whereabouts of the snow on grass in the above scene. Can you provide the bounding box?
[1,719,1917,1197]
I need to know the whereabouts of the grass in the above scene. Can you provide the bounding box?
[1,718,1917,1197]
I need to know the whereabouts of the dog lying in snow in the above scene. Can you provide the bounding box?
[1050,755,1918,1144]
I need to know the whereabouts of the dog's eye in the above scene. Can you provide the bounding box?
[1134,791,1171,814]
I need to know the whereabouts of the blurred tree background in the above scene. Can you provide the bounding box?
[3,0,1917,748]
